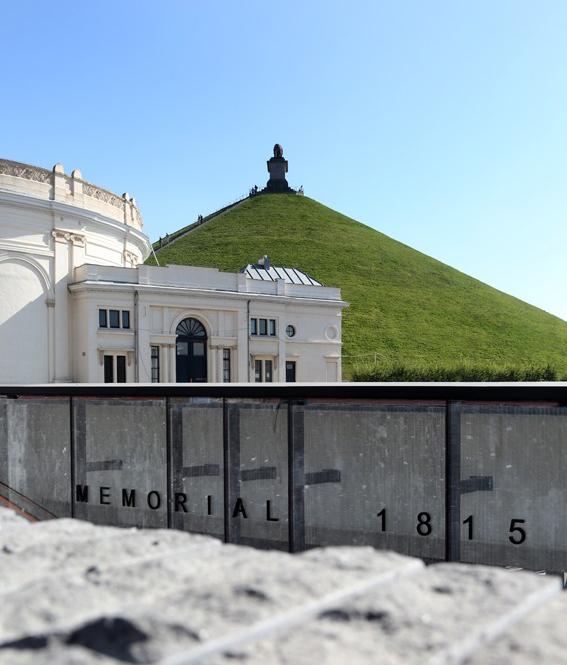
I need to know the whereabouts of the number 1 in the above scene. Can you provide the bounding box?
[376,508,386,532]
[463,514,473,540]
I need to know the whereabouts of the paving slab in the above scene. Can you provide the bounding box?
[196,564,560,665]
[0,506,421,664]
[0,522,219,593]
[466,590,567,665]
[0,507,563,665]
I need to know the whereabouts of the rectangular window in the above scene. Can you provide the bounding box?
[254,359,274,383]
[151,346,160,383]
[116,355,126,383]
[269,319,276,336]
[122,310,130,329]
[250,318,257,335]
[223,348,231,383]
[259,318,268,335]
[286,361,296,383]
[103,355,113,383]
[99,309,107,328]
[109,309,120,328]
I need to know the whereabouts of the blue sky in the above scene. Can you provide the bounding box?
[2,1,567,320]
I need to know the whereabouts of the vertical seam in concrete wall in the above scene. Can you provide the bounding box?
[288,399,305,553]
[170,400,185,531]
[73,399,87,519]
[69,396,75,518]
[223,399,245,543]
[225,402,241,544]
[166,396,172,529]
[445,401,461,562]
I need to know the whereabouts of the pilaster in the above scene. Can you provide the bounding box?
[137,295,151,383]
[51,230,72,382]
[278,333,286,382]
[169,344,177,383]
[46,298,56,382]
[236,307,249,382]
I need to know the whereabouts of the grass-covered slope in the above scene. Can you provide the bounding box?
[148,194,567,375]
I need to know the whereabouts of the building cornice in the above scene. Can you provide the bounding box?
[68,280,348,308]
[0,241,54,258]
[0,190,151,257]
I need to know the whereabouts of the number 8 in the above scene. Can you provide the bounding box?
[417,512,432,536]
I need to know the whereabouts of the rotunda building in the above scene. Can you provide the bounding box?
[0,159,151,383]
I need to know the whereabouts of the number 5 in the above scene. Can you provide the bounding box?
[509,519,526,545]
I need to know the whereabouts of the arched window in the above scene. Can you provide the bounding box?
[176,318,206,338]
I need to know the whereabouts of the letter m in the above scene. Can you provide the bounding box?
[122,488,136,508]
[75,485,89,503]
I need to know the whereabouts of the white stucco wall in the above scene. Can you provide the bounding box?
[0,258,50,383]
[0,159,152,384]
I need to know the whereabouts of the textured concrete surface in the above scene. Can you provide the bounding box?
[0,507,564,665]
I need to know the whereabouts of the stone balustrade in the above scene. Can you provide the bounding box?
[0,158,143,229]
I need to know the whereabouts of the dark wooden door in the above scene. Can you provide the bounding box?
[176,339,207,382]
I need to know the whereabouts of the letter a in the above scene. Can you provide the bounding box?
[232,498,248,518]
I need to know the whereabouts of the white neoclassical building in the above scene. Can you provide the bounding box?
[0,158,346,384]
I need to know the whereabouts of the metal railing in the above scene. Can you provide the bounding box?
[154,194,249,249]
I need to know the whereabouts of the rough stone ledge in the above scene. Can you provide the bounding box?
[0,507,563,665]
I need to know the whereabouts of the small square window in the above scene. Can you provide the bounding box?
[109,310,120,328]
[259,318,267,335]
[269,319,276,336]
[99,309,107,328]
[250,318,257,335]
[122,310,130,329]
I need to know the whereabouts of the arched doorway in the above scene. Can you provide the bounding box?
[176,317,207,382]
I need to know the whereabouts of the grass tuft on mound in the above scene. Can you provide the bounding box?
[351,362,561,382]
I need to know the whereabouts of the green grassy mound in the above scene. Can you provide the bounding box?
[148,194,567,377]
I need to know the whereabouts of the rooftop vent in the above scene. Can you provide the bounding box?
[257,255,270,270]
